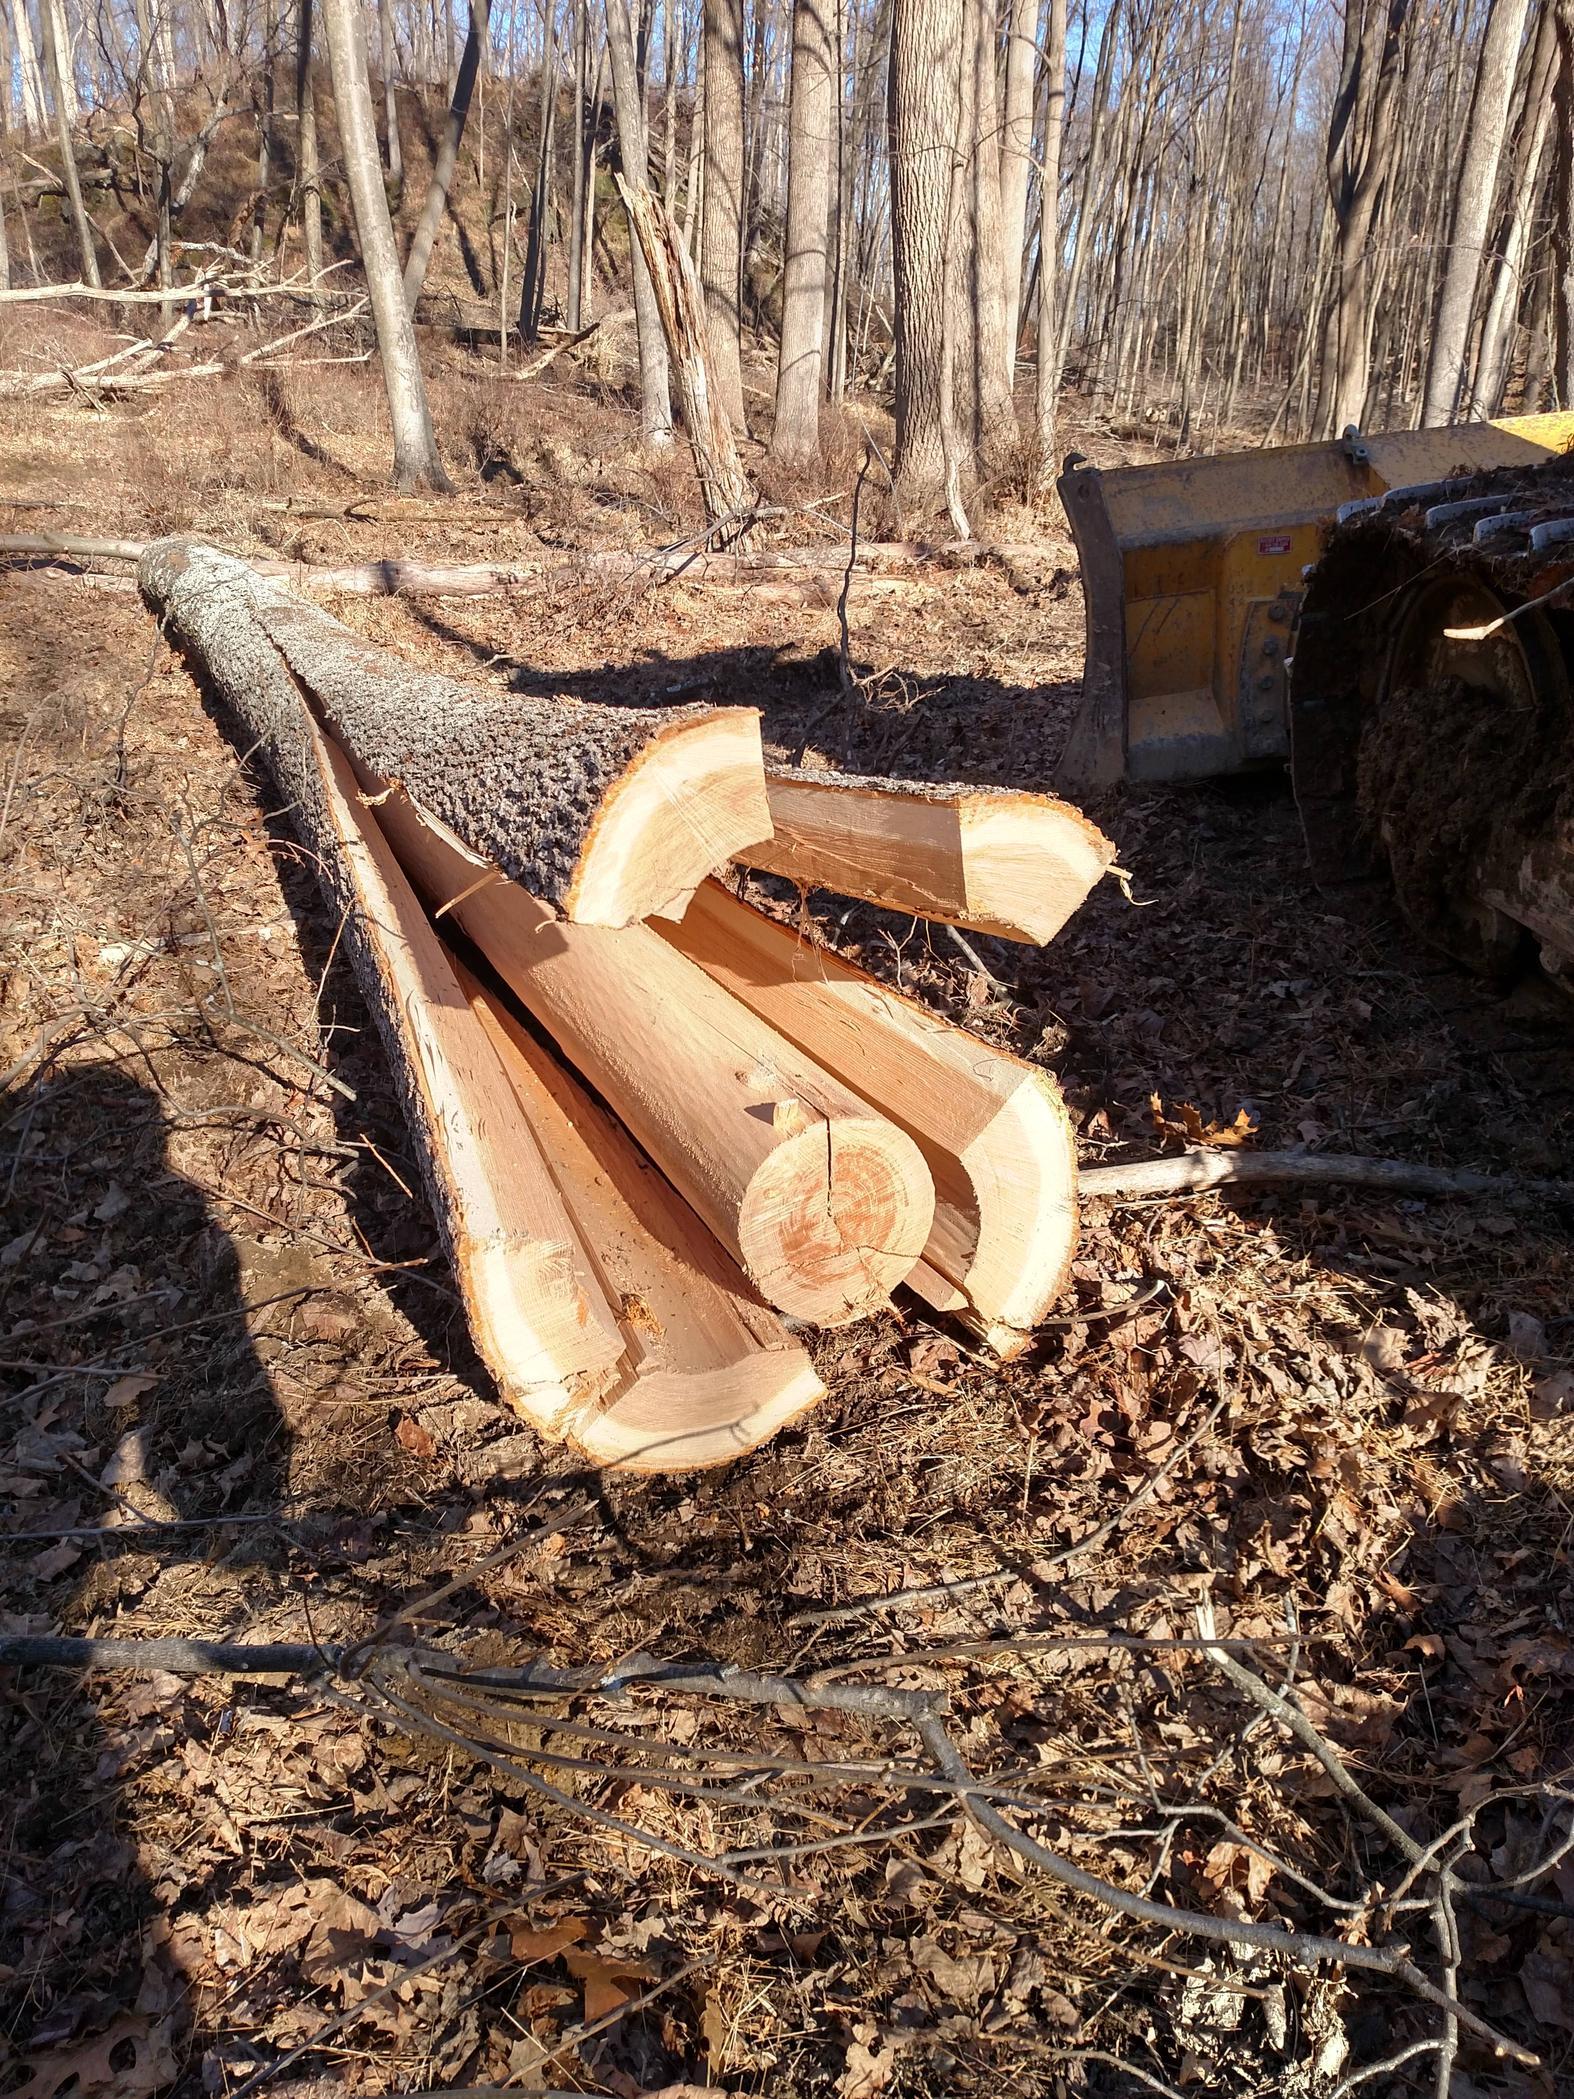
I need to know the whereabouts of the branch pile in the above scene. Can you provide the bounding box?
[137,540,1117,1469]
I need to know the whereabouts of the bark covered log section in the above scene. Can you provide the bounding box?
[139,540,1114,1471]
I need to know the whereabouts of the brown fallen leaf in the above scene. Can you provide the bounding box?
[12,2014,177,2099]
[509,1915,590,1963]
[395,1413,437,1459]
[564,1944,656,2022]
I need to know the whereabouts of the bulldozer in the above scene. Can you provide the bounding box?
[1057,410,1574,987]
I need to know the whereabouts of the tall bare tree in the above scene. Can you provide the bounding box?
[296,0,324,292]
[1319,0,1410,433]
[771,0,834,464]
[319,0,452,489]
[378,0,403,180]
[39,0,98,284]
[997,0,1034,368]
[11,0,46,132]
[402,0,488,307]
[888,0,964,510]
[700,0,747,427]
[605,0,675,442]
[1421,0,1532,423]
[1032,0,1067,477]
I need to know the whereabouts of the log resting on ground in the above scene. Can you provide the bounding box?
[742,767,1117,945]
[663,880,1078,1346]
[366,779,937,1327]
[137,537,772,925]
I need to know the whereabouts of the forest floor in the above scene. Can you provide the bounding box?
[3,317,1574,2099]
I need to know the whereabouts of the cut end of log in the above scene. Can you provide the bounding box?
[568,706,773,924]
[738,1114,935,1326]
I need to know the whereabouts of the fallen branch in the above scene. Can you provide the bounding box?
[1079,1148,1574,1204]
[0,298,367,398]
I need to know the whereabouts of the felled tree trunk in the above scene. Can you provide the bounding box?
[137,539,772,925]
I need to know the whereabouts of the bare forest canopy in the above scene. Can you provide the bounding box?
[2,0,1572,502]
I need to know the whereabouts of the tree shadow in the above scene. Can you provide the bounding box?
[0,1063,291,2058]
[398,601,1086,786]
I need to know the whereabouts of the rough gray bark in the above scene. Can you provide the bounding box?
[1471,0,1558,414]
[771,0,834,466]
[1421,0,1532,423]
[604,0,675,443]
[319,0,451,490]
[39,0,98,286]
[402,0,488,308]
[136,538,737,909]
[700,0,747,429]
[888,0,965,512]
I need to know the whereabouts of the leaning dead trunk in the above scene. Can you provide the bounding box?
[135,539,773,924]
[616,179,757,538]
[402,0,489,309]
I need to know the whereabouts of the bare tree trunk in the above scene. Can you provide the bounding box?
[319,0,452,490]
[889,0,965,512]
[567,0,588,329]
[1032,0,1067,480]
[402,0,488,307]
[701,0,748,426]
[1473,0,1558,412]
[39,0,97,286]
[1319,0,1410,435]
[968,0,1014,464]
[605,0,675,442]
[771,0,833,464]
[378,0,403,182]
[1555,0,1574,404]
[683,18,705,246]
[998,0,1034,371]
[1421,0,1532,423]
[296,0,324,294]
[45,0,74,121]
[520,9,558,339]
[0,183,10,290]
[11,0,46,132]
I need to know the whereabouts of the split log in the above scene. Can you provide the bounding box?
[466,977,824,1468]
[137,538,771,925]
[614,180,756,542]
[741,767,1117,945]
[310,728,631,1429]
[661,881,1078,1346]
[366,781,936,1326]
[136,539,644,1439]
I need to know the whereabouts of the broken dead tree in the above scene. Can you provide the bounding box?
[663,880,1078,1349]
[742,767,1118,944]
[137,537,771,925]
[366,778,937,1327]
[615,180,757,542]
[466,977,824,1469]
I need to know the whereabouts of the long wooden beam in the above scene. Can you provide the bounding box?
[367,780,936,1328]
[740,767,1116,945]
[661,880,1079,1348]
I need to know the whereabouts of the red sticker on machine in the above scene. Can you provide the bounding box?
[1257,533,1292,556]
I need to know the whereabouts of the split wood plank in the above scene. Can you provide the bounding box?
[661,880,1078,1346]
[739,767,1117,945]
[466,976,825,1469]
[137,537,771,925]
[366,780,936,1327]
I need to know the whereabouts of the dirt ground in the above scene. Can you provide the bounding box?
[4,348,1574,2099]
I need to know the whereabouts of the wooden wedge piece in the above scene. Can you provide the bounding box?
[138,536,773,925]
[662,881,1078,1345]
[741,766,1116,945]
[466,978,825,1469]
[366,781,936,1327]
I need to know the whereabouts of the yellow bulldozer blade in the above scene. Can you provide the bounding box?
[1056,411,1574,791]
